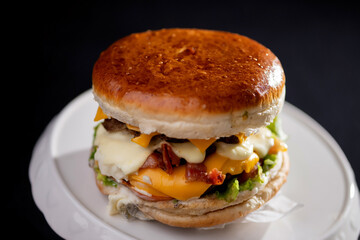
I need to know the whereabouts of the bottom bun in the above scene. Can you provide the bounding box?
[95,151,289,228]
[138,152,289,228]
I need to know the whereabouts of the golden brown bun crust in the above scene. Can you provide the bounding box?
[92,28,285,115]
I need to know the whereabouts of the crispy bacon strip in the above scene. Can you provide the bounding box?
[206,168,225,185]
[185,163,208,182]
[140,144,180,174]
[161,143,173,174]
[185,163,225,185]
[140,152,164,169]
[165,144,181,166]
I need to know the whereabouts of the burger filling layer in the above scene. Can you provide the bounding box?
[89,113,287,202]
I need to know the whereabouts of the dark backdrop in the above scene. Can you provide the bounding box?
[14,1,360,238]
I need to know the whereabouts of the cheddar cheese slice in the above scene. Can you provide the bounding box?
[188,138,217,153]
[126,124,140,132]
[94,106,108,121]
[131,132,158,148]
[235,133,247,144]
[128,153,259,200]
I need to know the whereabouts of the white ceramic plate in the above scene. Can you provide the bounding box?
[29,90,360,240]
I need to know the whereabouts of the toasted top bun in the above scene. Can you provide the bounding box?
[92,28,285,138]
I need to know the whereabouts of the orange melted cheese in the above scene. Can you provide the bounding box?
[94,106,108,121]
[188,138,217,153]
[126,124,159,148]
[268,137,288,154]
[129,180,170,197]
[128,153,259,200]
[131,132,158,148]
[126,124,140,131]
[236,133,247,144]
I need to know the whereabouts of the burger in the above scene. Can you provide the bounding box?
[89,28,289,228]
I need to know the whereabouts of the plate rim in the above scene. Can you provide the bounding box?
[282,101,355,239]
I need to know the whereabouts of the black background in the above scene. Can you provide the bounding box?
[13,0,360,239]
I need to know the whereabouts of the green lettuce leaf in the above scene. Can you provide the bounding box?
[262,154,278,173]
[216,178,240,202]
[92,123,101,144]
[89,146,97,161]
[267,116,287,140]
[238,178,256,192]
[216,166,266,203]
[94,166,118,187]
[89,123,101,164]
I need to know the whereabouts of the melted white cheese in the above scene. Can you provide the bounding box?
[215,140,254,160]
[247,127,275,158]
[215,127,274,160]
[107,186,141,215]
[94,124,275,180]
[170,142,206,163]
[94,125,157,180]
